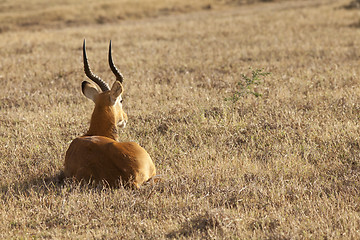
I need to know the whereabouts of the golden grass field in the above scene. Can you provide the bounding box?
[0,0,360,238]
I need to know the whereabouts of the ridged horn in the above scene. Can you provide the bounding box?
[108,40,124,83]
[83,39,110,92]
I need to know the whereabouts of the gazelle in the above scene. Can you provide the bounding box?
[64,40,156,188]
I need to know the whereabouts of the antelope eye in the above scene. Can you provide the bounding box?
[120,99,123,103]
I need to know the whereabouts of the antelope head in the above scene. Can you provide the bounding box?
[82,40,128,141]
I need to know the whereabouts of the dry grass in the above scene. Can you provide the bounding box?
[0,0,281,32]
[0,0,360,238]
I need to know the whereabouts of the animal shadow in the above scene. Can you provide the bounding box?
[0,171,66,197]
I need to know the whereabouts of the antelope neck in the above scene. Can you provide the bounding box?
[85,106,119,141]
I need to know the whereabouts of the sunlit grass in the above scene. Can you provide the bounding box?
[0,0,359,238]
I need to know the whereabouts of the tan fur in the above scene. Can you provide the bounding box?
[64,44,156,188]
[65,136,156,188]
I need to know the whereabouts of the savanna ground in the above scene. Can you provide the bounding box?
[0,0,360,238]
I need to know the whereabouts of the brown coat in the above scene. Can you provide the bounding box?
[65,136,156,188]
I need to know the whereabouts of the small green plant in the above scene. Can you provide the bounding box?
[226,68,270,102]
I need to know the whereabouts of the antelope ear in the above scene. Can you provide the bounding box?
[110,81,123,104]
[82,81,99,103]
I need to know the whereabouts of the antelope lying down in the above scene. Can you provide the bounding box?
[64,40,156,188]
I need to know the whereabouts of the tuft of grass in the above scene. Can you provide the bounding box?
[226,68,270,102]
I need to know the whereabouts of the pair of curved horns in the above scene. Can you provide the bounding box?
[83,39,124,92]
